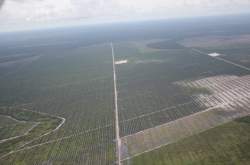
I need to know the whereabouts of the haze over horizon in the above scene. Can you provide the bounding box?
[0,0,250,32]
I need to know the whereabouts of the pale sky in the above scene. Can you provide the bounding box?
[0,0,250,32]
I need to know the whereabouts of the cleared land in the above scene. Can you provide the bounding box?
[114,42,250,133]
[110,41,250,163]
[1,30,250,165]
[208,53,220,57]
[120,74,250,159]
[127,115,250,165]
[1,40,250,165]
[1,15,250,164]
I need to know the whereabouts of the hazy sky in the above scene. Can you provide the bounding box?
[0,0,250,32]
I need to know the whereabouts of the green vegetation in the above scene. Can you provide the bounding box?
[0,53,37,63]
[182,85,213,95]
[1,40,249,164]
[0,141,116,165]
[113,42,250,136]
[198,47,250,68]
[132,39,167,53]
[0,123,33,140]
[0,116,20,127]
[146,40,186,49]
[0,43,116,164]
[0,108,62,157]
[1,15,250,164]
[128,115,250,165]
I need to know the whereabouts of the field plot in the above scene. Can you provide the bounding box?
[0,122,34,141]
[0,55,41,79]
[111,41,250,162]
[0,116,21,127]
[197,47,250,68]
[120,110,224,159]
[121,74,250,159]
[128,115,250,165]
[0,43,117,164]
[1,38,250,165]
[0,115,39,142]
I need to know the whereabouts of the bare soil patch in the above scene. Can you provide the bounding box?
[208,53,220,57]
[115,60,128,65]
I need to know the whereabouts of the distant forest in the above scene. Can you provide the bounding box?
[1,14,250,63]
[146,40,185,49]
